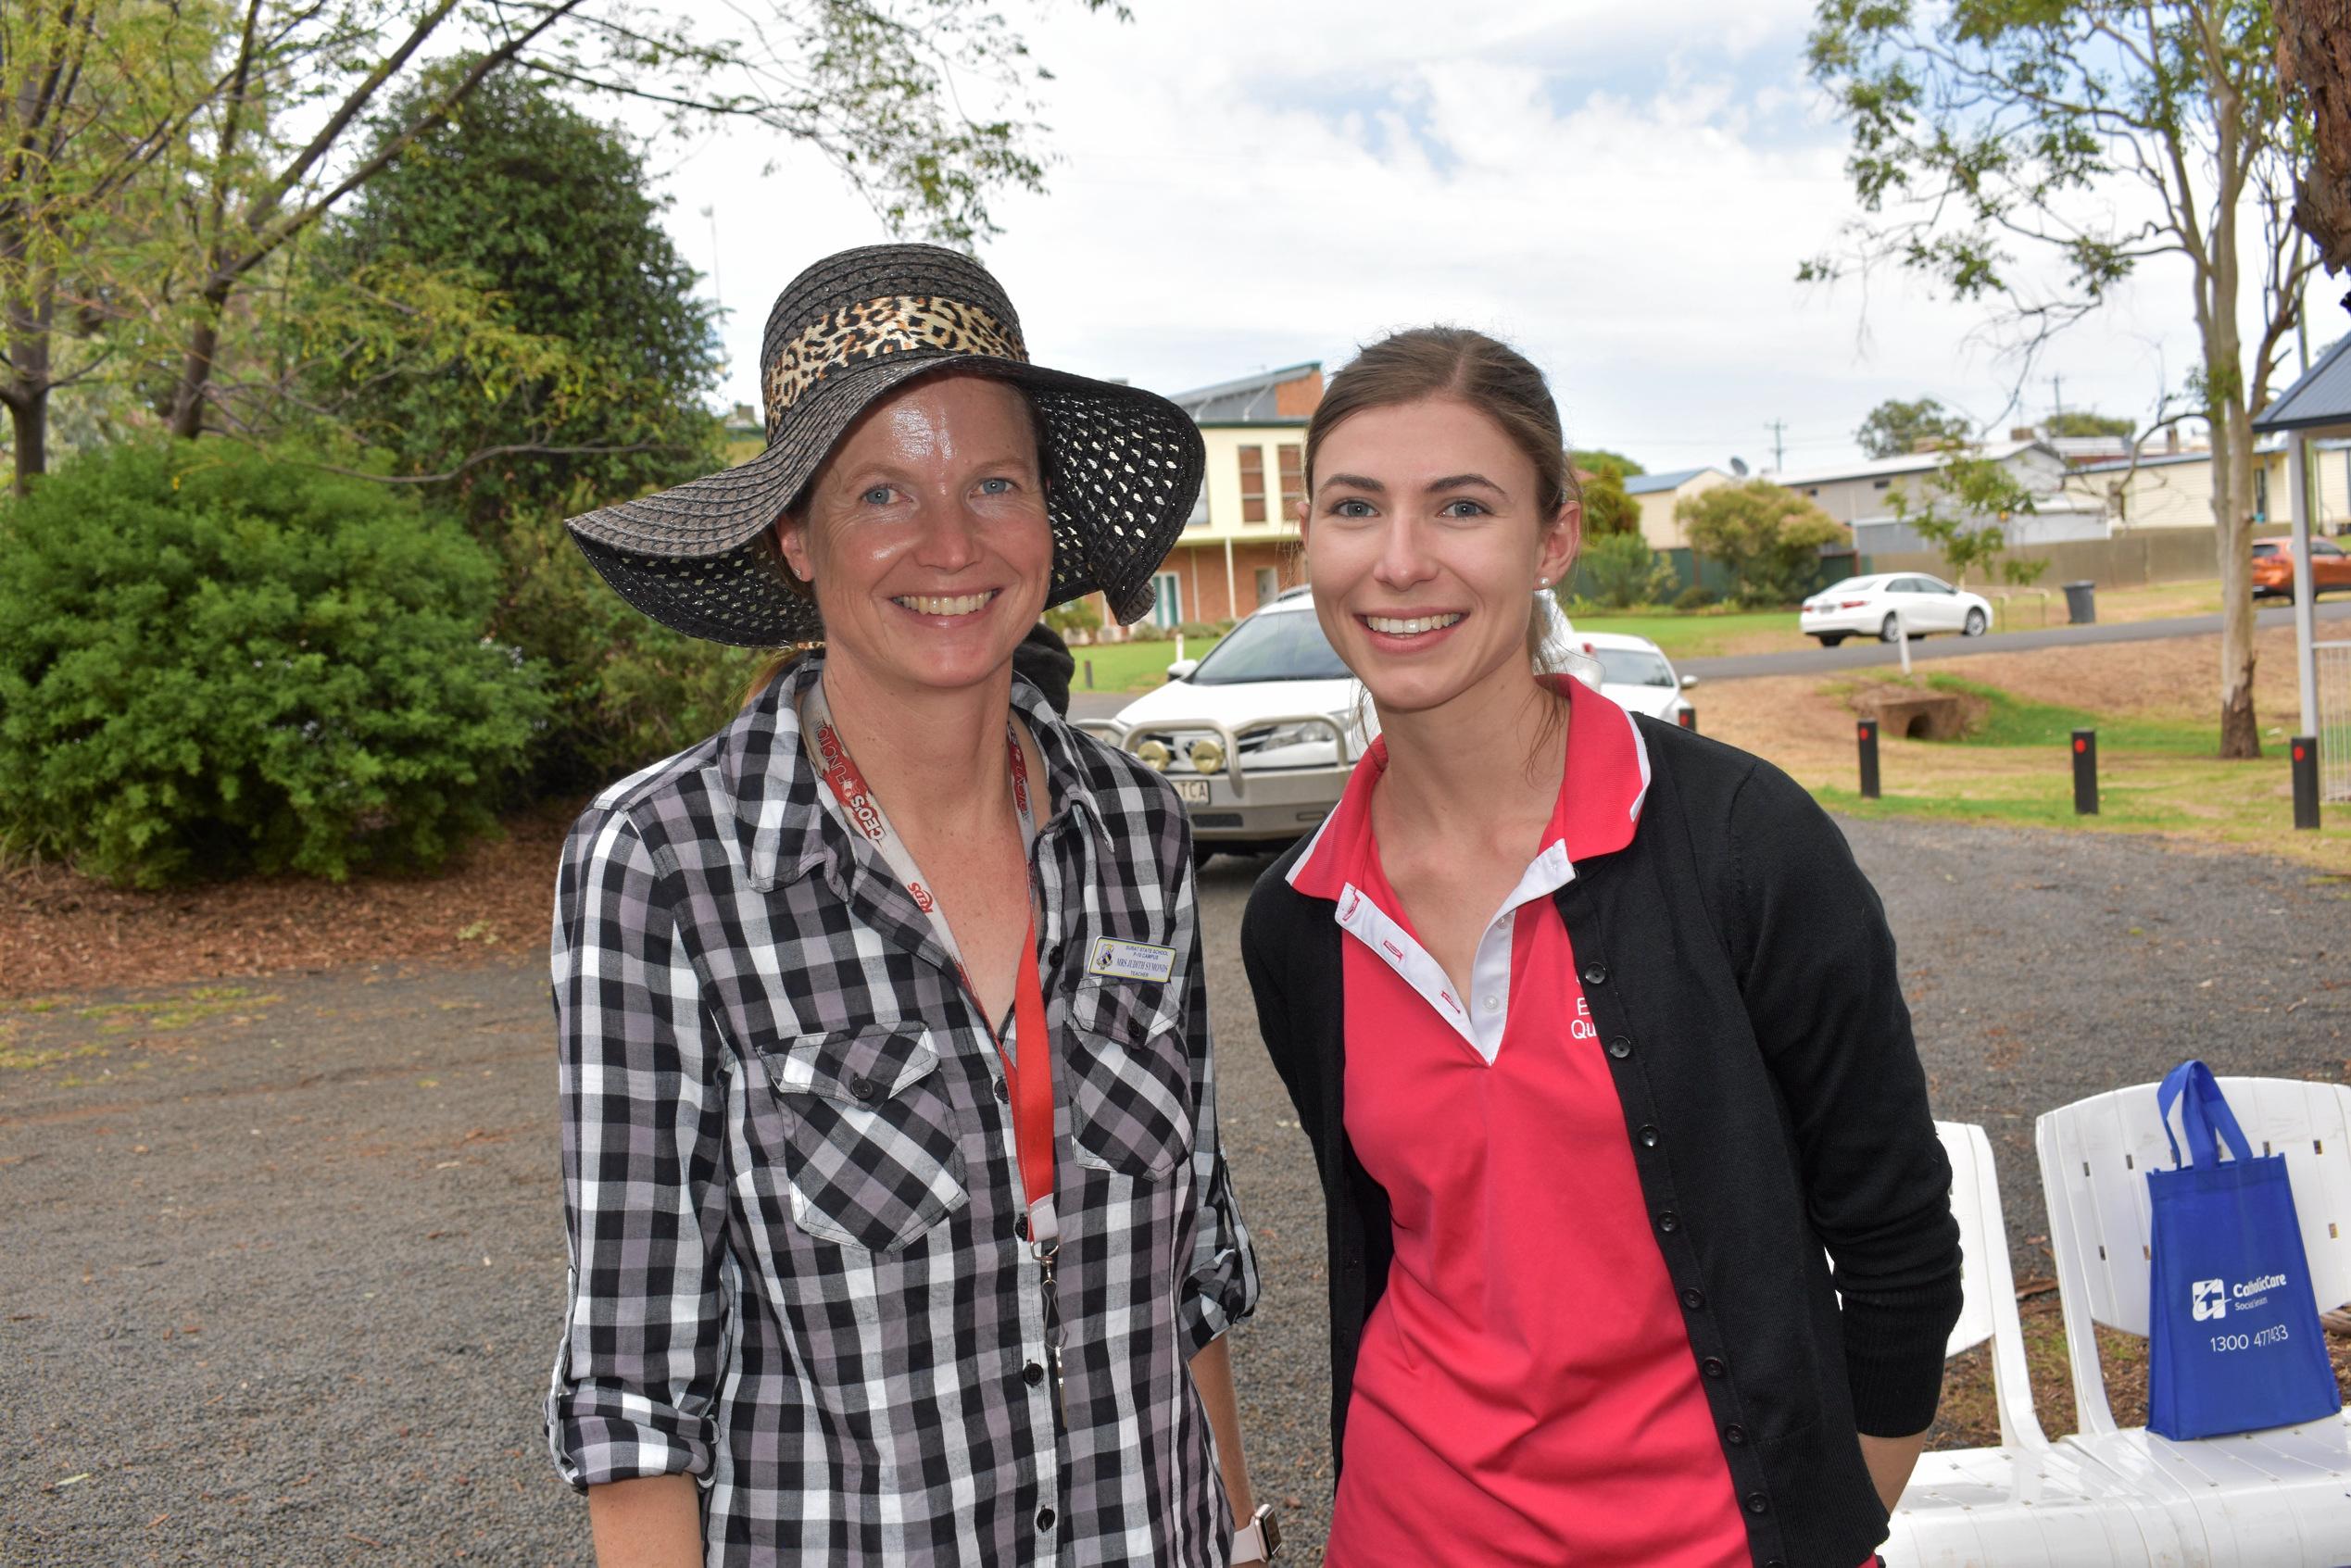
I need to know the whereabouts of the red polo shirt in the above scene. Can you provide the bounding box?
[1291,678,1753,1567]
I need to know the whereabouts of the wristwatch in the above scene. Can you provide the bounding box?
[1230,1503,1281,1562]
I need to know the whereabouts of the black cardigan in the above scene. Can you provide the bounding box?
[1240,717,1963,1568]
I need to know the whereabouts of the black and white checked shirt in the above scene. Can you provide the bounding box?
[546,654,1259,1565]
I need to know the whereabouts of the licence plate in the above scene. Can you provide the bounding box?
[1175,779,1211,804]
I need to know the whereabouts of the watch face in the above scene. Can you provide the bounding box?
[1261,1511,1281,1557]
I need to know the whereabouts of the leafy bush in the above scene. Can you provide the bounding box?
[0,444,550,886]
[1671,583,1717,610]
[493,524,766,788]
[1044,596,1103,640]
[1578,532,1677,609]
[1677,480,1849,608]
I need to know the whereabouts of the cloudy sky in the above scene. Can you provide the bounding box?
[643,0,2311,475]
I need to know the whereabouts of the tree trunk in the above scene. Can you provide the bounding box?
[166,287,229,440]
[2213,408,2261,759]
[7,384,46,495]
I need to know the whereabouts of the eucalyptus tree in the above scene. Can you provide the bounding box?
[1807,0,2317,756]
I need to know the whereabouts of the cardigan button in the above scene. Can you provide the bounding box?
[1702,1356,1727,1378]
[1680,1287,1704,1311]
[1743,1492,1769,1515]
[1655,1209,1679,1233]
[1724,1423,1748,1446]
[1607,1036,1632,1060]
[1638,1123,1661,1148]
[1581,963,1608,985]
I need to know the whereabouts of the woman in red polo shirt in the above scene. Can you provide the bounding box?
[1241,328,1962,1567]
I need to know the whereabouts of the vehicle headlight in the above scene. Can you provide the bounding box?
[1252,721,1324,750]
[1188,737,1226,775]
[1134,738,1172,771]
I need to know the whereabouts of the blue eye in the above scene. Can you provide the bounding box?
[978,476,1013,495]
[1332,498,1376,519]
[1440,498,1490,519]
[861,485,894,505]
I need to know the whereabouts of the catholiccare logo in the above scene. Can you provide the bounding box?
[2192,1272,2292,1320]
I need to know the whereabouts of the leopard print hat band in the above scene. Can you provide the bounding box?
[562,243,1205,648]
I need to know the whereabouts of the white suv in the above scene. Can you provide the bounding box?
[1093,589,1577,860]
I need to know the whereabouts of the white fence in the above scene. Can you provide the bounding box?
[2323,642,2351,803]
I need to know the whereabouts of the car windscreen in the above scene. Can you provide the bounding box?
[1593,648,1676,687]
[1188,610,1352,684]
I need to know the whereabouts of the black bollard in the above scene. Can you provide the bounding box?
[2293,735,2321,831]
[1857,719,1880,799]
[1083,659,1094,690]
[1678,707,1697,733]
[2072,728,2098,816]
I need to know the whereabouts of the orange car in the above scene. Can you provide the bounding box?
[2251,536,2351,600]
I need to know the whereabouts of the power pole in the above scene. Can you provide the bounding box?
[2049,373,2064,421]
[1766,420,1787,470]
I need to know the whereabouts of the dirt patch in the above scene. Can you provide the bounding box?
[1705,622,2318,775]
[0,803,576,1000]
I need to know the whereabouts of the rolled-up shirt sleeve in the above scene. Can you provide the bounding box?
[546,806,731,1490]
[1171,863,1261,1357]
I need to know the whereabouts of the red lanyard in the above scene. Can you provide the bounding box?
[804,679,1060,1256]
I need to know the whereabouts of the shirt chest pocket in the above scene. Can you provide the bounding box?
[1064,978,1194,1178]
[754,1022,970,1253]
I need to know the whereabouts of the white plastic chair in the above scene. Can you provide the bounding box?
[2037,1077,2351,1567]
[1881,1122,2194,1566]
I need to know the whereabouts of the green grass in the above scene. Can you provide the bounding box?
[1816,784,2194,834]
[1071,636,1225,693]
[1919,673,2215,754]
[1565,609,1794,659]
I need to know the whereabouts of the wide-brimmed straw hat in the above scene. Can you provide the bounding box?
[563,243,1204,646]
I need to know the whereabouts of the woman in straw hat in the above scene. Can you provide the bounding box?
[545,244,1274,1566]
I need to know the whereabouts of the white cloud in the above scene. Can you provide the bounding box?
[648,0,2290,472]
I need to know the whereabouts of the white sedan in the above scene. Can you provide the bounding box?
[1565,632,1697,727]
[1799,573,1991,646]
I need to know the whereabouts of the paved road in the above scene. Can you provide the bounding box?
[6,822,2346,1564]
[1681,596,2351,681]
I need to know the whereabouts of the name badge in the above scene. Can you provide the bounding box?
[1087,937,1176,984]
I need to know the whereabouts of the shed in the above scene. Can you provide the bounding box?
[2251,332,2351,742]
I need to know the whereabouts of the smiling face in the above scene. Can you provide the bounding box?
[777,372,1052,700]
[1301,395,1578,720]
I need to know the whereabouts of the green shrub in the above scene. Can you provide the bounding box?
[1578,533,1677,609]
[1671,583,1717,611]
[1043,596,1104,640]
[492,523,765,789]
[0,443,550,886]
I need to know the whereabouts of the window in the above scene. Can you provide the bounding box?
[1872,478,1892,490]
[1254,566,1279,604]
[1239,446,1266,523]
[1277,443,1304,521]
[2256,466,2269,521]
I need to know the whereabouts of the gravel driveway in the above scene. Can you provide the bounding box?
[5,819,2345,1565]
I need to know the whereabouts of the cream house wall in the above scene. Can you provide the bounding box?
[2061,447,2351,533]
[1632,470,1730,550]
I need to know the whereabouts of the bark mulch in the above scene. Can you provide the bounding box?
[0,805,578,1001]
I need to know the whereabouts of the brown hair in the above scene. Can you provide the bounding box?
[1303,326,1583,665]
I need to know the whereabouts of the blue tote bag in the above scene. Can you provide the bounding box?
[2144,1060,2341,1440]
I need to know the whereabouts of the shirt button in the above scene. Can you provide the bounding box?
[1655,1209,1679,1233]
[1703,1356,1727,1379]
[1037,1507,1057,1530]
[1680,1287,1705,1311]
[1023,1361,1045,1387]
[1725,1424,1748,1446]
[993,1077,1011,1103]
[1607,1036,1631,1060]
[1638,1124,1661,1148]
[848,1074,878,1102]
[1582,962,1608,985]
[1012,1212,1028,1242]
[1481,995,1500,1011]
[1744,1492,1770,1515]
